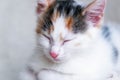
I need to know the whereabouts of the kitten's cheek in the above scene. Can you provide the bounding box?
[39,39,50,48]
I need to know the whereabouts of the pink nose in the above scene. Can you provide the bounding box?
[50,52,58,59]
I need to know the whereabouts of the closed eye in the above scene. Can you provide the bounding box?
[42,34,51,42]
[62,39,71,45]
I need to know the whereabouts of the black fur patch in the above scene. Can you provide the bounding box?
[112,46,119,63]
[102,26,111,40]
[102,26,119,63]
[39,0,87,33]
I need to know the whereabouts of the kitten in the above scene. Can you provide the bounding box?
[20,0,120,80]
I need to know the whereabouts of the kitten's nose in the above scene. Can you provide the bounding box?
[50,52,58,59]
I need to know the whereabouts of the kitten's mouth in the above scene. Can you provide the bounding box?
[44,54,65,63]
[49,55,68,63]
[50,56,67,63]
[44,55,61,63]
[51,58,63,63]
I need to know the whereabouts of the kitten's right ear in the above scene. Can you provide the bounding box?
[82,0,107,27]
[36,0,55,14]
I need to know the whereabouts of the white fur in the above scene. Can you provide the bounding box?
[20,20,120,80]
[20,1,120,80]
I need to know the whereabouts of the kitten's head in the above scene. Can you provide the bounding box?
[36,0,106,63]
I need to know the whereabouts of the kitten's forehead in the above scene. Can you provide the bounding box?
[52,16,67,37]
[36,0,87,34]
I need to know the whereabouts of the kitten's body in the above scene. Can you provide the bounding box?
[20,0,120,80]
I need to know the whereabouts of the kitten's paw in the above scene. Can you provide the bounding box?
[19,68,38,80]
[38,70,58,80]
[37,69,79,80]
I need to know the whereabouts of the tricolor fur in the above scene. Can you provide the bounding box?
[20,0,120,80]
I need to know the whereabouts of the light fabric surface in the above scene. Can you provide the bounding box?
[0,0,120,80]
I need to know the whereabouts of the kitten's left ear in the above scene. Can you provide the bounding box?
[82,0,107,27]
[36,0,55,14]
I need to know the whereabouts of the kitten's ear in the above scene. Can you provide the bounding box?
[36,0,55,14]
[82,0,107,27]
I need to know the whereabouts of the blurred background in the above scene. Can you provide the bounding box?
[0,0,120,80]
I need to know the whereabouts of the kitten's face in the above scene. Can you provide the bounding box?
[36,0,106,63]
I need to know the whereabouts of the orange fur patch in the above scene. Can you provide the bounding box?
[52,11,60,21]
[36,19,44,34]
[48,26,54,34]
[65,17,73,31]
[36,26,41,33]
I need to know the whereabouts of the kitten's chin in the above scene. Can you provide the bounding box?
[46,56,67,63]
[51,58,66,63]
